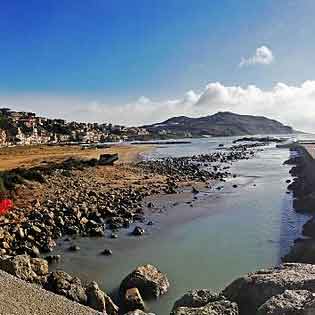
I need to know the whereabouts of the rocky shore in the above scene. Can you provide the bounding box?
[0,142,265,313]
[1,141,311,315]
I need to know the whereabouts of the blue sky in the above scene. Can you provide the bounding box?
[1,0,315,129]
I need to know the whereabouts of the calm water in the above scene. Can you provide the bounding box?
[51,135,311,315]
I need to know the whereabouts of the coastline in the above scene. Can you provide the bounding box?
[0,139,309,315]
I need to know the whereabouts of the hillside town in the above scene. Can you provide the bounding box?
[0,108,150,146]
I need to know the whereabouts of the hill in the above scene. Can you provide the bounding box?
[143,112,294,137]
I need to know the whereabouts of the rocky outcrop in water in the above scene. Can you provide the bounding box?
[120,264,170,299]
[223,263,315,315]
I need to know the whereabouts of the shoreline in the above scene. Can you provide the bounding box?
[0,140,308,315]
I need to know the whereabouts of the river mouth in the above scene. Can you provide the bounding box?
[49,137,308,315]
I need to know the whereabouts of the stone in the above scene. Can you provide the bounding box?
[132,227,145,236]
[223,263,315,315]
[124,288,145,312]
[104,294,119,315]
[44,254,61,264]
[124,311,153,315]
[68,245,80,251]
[101,248,113,256]
[172,289,220,310]
[44,271,87,305]
[257,290,315,315]
[30,257,49,276]
[86,281,106,312]
[0,255,47,283]
[120,264,170,299]
[171,299,239,315]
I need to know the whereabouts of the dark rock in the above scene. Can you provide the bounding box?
[68,245,80,252]
[132,227,145,236]
[192,187,199,194]
[124,287,145,312]
[120,264,170,299]
[45,255,61,264]
[101,248,113,256]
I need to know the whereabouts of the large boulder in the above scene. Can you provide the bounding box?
[223,263,315,315]
[120,264,170,299]
[0,254,48,283]
[171,300,239,315]
[257,290,315,315]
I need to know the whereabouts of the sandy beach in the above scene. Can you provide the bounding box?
[0,144,153,171]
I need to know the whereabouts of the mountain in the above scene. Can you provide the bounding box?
[143,112,294,137]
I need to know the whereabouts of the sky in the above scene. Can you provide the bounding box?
[1,0,315,131]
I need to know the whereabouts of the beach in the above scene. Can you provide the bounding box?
[0,136,311,314]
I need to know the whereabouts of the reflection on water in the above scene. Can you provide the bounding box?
[50,135,310,315]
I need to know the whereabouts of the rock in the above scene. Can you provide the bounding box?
[302,217,315,238]
[257,290,315,315]
[42,239,57,253]
[0,255,47,283]
[124,288,145,312]
[124,311,153,315]
[31,245,40,257]
[111,233,118,239]
[132,227,145,236]
[283,239,315,263]
[192,187,199,194]
[120,264,170,299]
[45,255,61,264]
[69,245,80,251]
[86,281,106,312]
[223,263,315,315]
[171,299,239,315]
[104,294,119,315]
[172,289,220,310]
[44,271,87,305]
[30,257,49,276]
[101,248,113,256]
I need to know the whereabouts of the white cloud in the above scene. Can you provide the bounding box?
[240,46,274,67]
[2,80,315,132]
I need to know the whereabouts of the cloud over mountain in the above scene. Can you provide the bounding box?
[2,80,315,133]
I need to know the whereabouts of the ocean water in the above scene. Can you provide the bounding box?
[50,135,311,315]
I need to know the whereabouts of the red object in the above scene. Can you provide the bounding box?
[0,199,13,215]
